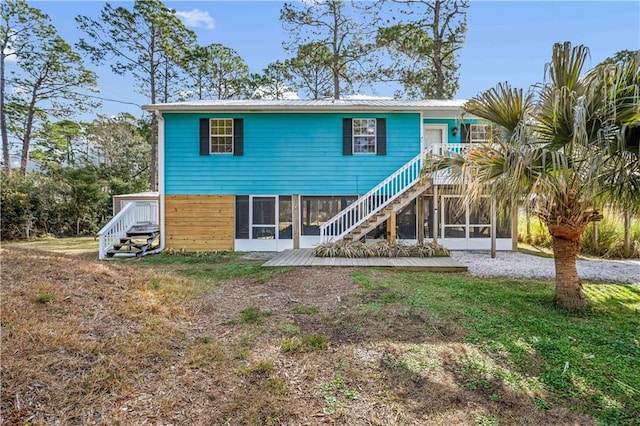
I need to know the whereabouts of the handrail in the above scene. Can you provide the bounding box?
[431,142,481,155]
[320,151,425,242]
[97,201,159,260]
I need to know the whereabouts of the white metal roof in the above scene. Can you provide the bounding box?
[142,99,467,112]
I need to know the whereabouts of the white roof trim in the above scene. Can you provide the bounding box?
[142,99,468,113]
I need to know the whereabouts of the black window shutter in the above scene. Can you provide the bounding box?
[199,118,210,155]
[460,123,470,143]
[233,118,244,156]
[376,118,386,155]
[343,118,353,155]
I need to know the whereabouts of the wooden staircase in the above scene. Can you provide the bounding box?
[343,181,431,242]
[320,151,429,243]
[105,222,160,258]
[98,201,159,260]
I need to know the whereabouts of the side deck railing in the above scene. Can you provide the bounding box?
[431,142,481,156]
[430,143,482,184]
[320,151,425,242]
[97,201,159,260]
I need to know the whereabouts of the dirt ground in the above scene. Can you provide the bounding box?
[1,247,593,425]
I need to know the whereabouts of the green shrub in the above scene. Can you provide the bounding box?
[519,211,640,259]
[314,241,449,258]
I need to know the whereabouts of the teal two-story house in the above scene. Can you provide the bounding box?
[138,99,513,253]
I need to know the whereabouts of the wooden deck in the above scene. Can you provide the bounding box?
[263,249,467,272]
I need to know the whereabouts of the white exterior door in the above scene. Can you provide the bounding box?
[422,124,448,153]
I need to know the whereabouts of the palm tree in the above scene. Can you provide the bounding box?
[424,43,639,310]
[594,51,640,257]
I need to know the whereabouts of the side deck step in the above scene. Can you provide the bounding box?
[106,225,160,259]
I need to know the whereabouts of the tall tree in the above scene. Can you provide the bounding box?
[31,120,82,169]
[7,34,97,176]
[76,0,196,191]
[250,61,296,100]
[184,43,250,100]
[84,113,151,187]
[286,42,334,99]
[424,42,640,309]
[0,0,55,173]
[281,0,375,99]
[377,0,468,99]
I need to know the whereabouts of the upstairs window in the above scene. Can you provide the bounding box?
[352,119,377,154]
[469,124,490,143]
[210,119,234,153]
[343,118,386,155]
[199,118,244,156]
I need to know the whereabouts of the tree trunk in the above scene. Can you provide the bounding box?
[331,2,340,100]
[149,46,157,191]
[623,210,631,258]
[552,236,587,310]
[20,92,39,176]
[432,0,444,99]
[1,52,10,173]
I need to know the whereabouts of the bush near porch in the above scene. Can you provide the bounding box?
[314,241,450,258]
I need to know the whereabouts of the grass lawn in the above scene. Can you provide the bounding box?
[3,236,98,257]
[2,247,639,424]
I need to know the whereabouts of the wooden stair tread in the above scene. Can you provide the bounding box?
[107,224,160,259]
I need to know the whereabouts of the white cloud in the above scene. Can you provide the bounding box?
[175,9,216,30]
[3,34,17,62]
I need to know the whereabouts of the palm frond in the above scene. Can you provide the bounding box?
[463,82,532,135]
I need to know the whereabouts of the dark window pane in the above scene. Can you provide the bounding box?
[497,212,512,238]
[469,226,490,238]
[397,200,416,239]
[301,196,357,236]
[279,196,292,239]
[253,197,275,225]
[235,196,249,239]
[444,197,465,225]
[422,196,436,239]
[444,226,466,238]
[252,227,276,239]
[469,198,490,224]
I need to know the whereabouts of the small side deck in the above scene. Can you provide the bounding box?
[263,249,467,272]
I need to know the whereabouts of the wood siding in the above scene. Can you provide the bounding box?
[164,112,421,195]
[165,195,234,251]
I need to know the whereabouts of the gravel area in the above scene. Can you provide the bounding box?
[450,251,640,284]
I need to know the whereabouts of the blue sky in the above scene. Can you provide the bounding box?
[24,1,640,117]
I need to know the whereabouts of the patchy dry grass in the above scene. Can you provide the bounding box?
[2,246,638,425]
[3,236,98,257]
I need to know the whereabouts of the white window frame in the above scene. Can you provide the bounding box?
[352,118,377,154]
[469,124,490,143]
[209,118,234,154]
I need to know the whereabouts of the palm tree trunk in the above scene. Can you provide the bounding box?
[552,236,587,309]
[623,210,631,258]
